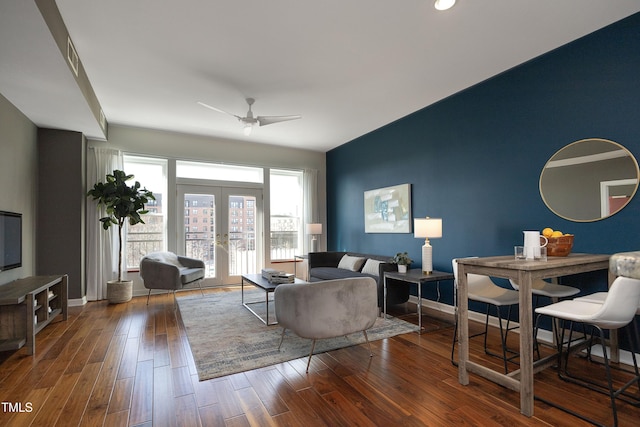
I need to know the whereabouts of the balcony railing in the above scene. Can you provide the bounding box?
[127,230,301,273]
[126,233,163,269]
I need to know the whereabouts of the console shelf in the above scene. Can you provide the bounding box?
[0,275,68,355]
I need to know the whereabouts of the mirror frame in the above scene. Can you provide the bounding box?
[539,138,639,222]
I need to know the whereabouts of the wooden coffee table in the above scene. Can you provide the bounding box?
[241,274,307,325]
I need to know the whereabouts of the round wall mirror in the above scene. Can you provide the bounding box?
[539,138,639,222]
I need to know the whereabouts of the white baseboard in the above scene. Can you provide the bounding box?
[409,296,639,368]
[68,296,87,306]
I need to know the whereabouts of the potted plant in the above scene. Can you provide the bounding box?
[87,169,155,303]
[391,252,412,273]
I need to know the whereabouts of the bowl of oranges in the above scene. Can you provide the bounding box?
[542,228,574,257]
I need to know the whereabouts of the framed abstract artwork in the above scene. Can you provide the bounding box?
[364,183,412,233]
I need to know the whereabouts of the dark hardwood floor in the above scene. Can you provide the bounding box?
[1,286,639,426]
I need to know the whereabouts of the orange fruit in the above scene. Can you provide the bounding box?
[542,228,554,238]
[551,230,563,238]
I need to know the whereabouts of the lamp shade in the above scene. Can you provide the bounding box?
[414,218,442,239]
[434,0,456,11]
[306,223,322,235]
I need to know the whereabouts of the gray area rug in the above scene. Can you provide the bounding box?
[177,289,419,381]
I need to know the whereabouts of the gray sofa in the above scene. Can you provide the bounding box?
[308,251,410,308]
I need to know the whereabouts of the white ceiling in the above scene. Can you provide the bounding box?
[2,1,640,152]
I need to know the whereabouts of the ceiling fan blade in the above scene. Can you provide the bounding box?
[257,115,302,126]
[197,101,240,119]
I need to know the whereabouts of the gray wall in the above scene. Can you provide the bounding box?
[0,93,38,284]
[37,129,86,299]
[91,125,327,296]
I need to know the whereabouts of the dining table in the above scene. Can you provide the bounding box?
[455,253,612,417]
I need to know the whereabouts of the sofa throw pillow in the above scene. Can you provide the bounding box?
[361,259,383,276]
[338,254,366,272]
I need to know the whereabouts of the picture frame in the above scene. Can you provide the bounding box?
[364,183,412,233]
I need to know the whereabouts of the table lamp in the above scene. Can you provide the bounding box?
[414,217,442,274]
[306,223,322,252]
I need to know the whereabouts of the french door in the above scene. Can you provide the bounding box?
[177,184,263,286]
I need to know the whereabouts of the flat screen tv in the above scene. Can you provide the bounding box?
[0,211,22,271]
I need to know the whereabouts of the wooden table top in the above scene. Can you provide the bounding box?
[455,253,610,271]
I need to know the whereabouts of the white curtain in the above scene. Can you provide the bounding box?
[86,147,123,301]
[303,169,319,253]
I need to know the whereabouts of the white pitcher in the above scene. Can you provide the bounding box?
[523,231,548,259]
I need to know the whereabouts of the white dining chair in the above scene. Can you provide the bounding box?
[452,258,520,373]
[573,290,640,394]
[509,278,580,357]
[509,278,580,301]
[533,275,640,427]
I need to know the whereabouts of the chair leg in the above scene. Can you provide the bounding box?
[562,321,640,409]
[197,279,204,297]
[306,339,317,372]
[482,305,491,353]
[146,289,152,305]
[597,325,619,427]
[363,330,373,357]
[630,319,640,394]
[496,306,509,374]
[533,313,545,360]
[451,314,458,366]
[278,328,286,350]
[485,305,517,374]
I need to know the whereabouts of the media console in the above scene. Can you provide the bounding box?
[0,275,68,355]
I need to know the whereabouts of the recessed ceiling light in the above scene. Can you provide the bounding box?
[434,0,456,11]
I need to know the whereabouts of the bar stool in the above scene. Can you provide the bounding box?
[451,258,520,374]
[573,291,640,399]
[508,278,579,304]
[533,276,640,427]
[509,278,580,357]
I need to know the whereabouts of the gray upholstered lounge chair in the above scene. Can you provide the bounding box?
[139,252,205,305]
[274,277,378,371]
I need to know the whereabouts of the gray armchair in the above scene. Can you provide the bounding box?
[274,277,378,371]
[139,252,205,304]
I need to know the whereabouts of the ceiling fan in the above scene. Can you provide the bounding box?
[197,98,301,135]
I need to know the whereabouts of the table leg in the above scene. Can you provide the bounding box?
[417,280,422,331]
[518,270,534,417]
[458,264,469,385]
[383,275,388,320]
[265,289,269,325]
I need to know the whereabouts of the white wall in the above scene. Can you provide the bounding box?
[0,93,38,284]
[88,124,326,294]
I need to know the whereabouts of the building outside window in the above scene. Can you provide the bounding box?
[123,155,167,270]
[270,169,303,261]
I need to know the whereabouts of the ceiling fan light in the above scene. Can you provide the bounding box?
[434,0,456,11]
[243,123,253,136]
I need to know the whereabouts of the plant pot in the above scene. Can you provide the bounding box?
[107,280,133,304]
[397,265,408,273]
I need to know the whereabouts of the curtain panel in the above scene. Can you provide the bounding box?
[86,148,123,301]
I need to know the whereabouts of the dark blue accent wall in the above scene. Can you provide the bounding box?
[327,13,640,317]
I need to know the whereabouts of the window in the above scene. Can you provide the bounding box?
[270,169,303,261]
[123,155,168,270]
[176,160,263,183]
